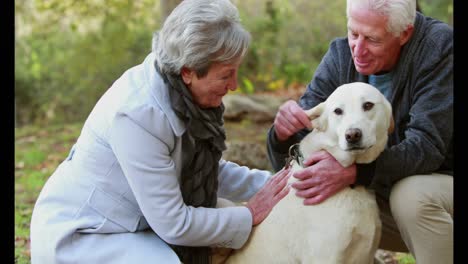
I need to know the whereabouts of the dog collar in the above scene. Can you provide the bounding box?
[285,143,304,169]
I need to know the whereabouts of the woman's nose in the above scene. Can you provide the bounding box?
[228,74,238,91]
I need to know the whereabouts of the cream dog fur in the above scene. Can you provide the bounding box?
[223,82,393,264]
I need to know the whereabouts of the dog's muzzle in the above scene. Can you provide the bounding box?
[345,128,362,144]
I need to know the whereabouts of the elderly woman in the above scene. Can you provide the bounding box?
[30,0,291,263]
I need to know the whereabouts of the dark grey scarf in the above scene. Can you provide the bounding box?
[155,62,227,264]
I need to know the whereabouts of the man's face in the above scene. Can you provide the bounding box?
[181,60,241,109]
[347,6,412,75]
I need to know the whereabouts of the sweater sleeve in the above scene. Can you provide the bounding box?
[266,125,310,172]
[371,27,453,197]
[217,160,271,202]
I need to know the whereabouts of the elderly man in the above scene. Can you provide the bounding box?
[267,0,453,263]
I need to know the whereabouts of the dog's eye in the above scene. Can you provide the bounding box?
[363,102,374,111]
[334,108,343,115]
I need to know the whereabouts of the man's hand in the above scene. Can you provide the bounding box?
[246,168,291,226]
[291,150,356,205]
[274,100,312,142]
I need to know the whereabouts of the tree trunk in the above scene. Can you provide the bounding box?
[416,0,422,13]
[161,0,183,23]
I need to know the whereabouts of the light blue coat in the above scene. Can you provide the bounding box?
[30,52,271,263]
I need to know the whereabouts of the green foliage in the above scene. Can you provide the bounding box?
[419,0,453,25]
[15,0,159,126]
[241,77,255,94]
[396,252,416,264]
[15,0,453,126]
[237,0,348,92]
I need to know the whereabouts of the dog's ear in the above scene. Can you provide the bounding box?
[304,102,327,131]
[382,98,394,135]
[388,115,395,135]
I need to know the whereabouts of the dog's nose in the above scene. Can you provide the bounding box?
[345,128,362,144]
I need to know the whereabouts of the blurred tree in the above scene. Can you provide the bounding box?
[419,0,453,25]
[15,0,160,126]
[161,0,182,23]
[417,0,422,12]
[15,0,453,126]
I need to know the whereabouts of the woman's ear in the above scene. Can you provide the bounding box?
[181,67,194,85]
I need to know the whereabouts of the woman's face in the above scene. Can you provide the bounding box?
[181,60,241,108]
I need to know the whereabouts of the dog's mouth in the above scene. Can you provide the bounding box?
[345,145,373,152]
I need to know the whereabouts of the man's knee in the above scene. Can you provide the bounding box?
[388,174,453,263]
[389,174,453,224]
[389,176,423,224]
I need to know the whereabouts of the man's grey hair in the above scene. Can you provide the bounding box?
[346,0,416,36]
[152,0,251,77]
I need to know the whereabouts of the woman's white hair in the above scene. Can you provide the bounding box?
[152,0,251,77]
[346,0,416,36]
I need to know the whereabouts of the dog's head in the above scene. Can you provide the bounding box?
[305,82,393,164]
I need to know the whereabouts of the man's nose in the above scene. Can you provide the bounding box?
[354,37,367,57]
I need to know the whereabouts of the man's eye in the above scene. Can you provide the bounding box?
[349,32,358,38]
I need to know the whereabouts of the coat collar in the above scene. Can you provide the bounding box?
[143,52,187,137]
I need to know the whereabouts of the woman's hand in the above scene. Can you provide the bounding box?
[246,168,291,226]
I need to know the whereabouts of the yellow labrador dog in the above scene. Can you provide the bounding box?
[223,82,393,264]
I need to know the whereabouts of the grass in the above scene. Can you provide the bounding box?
[14,121,415,264]
[395,252,416,264]
[15,122,82,264]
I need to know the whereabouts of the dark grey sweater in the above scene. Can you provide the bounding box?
[266,12,453,200]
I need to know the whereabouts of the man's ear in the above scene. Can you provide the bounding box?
[304,102,327,131]
[399,24,414,46]
[181,67,194,85]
